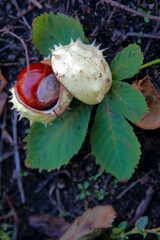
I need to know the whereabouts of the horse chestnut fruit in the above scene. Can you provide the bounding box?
[10,60,73,125]
[10,38,112,124]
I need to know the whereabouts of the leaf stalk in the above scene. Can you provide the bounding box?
[140,59,160,69]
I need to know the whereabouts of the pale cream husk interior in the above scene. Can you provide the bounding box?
[10,86,73,125]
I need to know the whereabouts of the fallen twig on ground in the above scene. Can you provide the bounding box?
[0,124,14,145]
[0,62,21,66]
[127,186,154,228]
[144,22,160,55]
[3,193,19,240]
[0,148,21,162]
[16,0,44,19]
[0,26,29,71]
[103,0,160,21]
[117,171,152,199]
[35,170,70,193]
[0,40,14,53]
[126,32,160,39]
[0,111,6,197]
[106,0,121,25]
[12,110,25,204]
[12,0,31,29]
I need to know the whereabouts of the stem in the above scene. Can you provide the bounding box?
[105,0,160,21]
[110,227,160,239]
[125,227,160,236]
[140,59,160,69]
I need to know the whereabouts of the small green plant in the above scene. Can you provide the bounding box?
[20,171,28,177]
[104,216,160,240]
[89,172,103,182]
[10,12,160,181]
[113,179,119,188]
[59,210,69,218]
[95,188,105,200]
[76,182,91,200]
[138,8,151,23]
[137,31,143,44]
[0,224,13,240]
[106,216,160,240]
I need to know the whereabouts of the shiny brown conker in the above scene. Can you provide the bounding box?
[16,62,60,110]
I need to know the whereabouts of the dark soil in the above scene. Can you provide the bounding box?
[0,0,160,240]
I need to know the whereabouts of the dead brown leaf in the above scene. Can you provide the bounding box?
[59,205,116,240]
[29,214,70,239]
[0,68,7,92]
[0,68,8,117]
[0,92,7,117]
[132,75,160,129]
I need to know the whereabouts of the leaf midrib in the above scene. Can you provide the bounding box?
[111,83,141,121]
[104,97,122,173]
